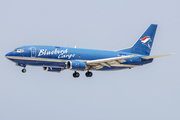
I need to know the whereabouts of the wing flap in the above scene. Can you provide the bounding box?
[86,55,140,70]
[100,62,111,67]
[92,65,104,70]
[86,55,138,65]
[110,64,140,67]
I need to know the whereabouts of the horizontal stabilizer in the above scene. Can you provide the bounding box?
[141,53,174,60]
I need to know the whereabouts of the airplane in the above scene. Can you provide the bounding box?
[5,24,173,78]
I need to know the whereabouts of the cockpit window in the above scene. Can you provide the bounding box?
[14,49,24,52]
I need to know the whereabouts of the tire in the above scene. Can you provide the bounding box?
[22,69,26,73]
[86,71,93,77]
[73,72,80,78]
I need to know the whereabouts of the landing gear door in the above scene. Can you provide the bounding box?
[30,47,36,57]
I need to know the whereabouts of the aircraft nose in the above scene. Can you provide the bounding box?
[5,52,13,58]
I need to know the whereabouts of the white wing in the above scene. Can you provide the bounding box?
[86,55,139,70]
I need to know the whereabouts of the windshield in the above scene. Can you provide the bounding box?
[14,49,24,53]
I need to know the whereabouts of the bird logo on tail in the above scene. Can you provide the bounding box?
[140,36,152,49]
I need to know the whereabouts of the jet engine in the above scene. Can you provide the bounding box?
[66,60,87,71]
[43,67,63,72]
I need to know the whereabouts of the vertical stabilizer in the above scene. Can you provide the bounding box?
[119,24,157,56]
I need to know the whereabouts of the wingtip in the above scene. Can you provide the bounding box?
[167,53,175,56]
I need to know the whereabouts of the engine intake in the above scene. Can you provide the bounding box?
[66,60,86,71]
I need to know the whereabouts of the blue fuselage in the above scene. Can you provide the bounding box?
[5,45,153,71]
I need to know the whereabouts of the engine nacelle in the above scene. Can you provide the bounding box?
[66,60,86,71]
[43,67,62,72]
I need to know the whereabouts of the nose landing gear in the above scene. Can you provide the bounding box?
[22,68,26,73]
[22,65,26,73]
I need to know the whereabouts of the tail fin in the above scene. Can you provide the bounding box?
[119,24,158,56]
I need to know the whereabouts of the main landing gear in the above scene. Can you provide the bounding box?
[85,71,93,77]
[72,71,93,78]
[73,71,80,78]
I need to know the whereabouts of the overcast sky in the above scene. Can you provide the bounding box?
[0,0,179,120]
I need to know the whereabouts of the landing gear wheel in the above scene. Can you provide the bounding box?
[85,71,93,77]
[22,68,26,73]
[73,71,80,78]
